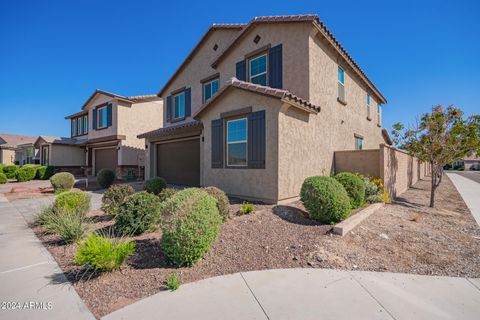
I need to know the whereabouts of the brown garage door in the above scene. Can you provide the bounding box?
[156,138,200,186]
[95,148,118,175]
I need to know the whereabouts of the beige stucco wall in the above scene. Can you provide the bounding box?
[200,89,280,203]
[160,28,241,126]
[217,23,311,101]
[380,144,429,198]
[50,144,85,166]
[333,149,381,178]
[0,149,15,165]
[117,100,163,166]
[84,96,118,140]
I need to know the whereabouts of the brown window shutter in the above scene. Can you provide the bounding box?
[248,110,266,169]
[211,118,223,168]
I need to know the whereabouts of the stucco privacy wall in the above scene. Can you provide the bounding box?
[200,89,279,203]
[160,28,241,125]
[334,145,430,198]
[217,23,311,101]
[380,144,430,198]
[49,145,85,166]
[334,149,381,178]
[117,100,162,166]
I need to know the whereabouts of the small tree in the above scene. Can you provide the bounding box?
[392,105,479,207]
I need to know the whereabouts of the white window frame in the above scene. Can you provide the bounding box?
[203,78,219,103]
[97,106,108,128]
[72,119,77,136]
[338,66,345,86]
[173,91,185,119]
[226,118,248,167]
[248,53,268,86]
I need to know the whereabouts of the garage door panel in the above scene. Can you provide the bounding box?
[95,148,118,175]
[156,139,200,186]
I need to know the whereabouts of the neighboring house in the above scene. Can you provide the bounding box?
[139,14,389,204]
[0,134,38,165]
[453,155,480,170]
[15,142,40,165]
[35,90,162,178]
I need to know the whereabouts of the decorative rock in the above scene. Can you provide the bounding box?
[379,233,389,240]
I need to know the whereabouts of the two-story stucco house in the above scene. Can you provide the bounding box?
[35,90,162,178]
[139,14,389,203]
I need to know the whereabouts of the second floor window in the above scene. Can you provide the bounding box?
[367,94,371,118]
[204,78,219,102]
[173,91,185,119]
[72,119,77,136]
[227,118,248,166]
[77,117,83,136]
[83,115,88,134]
[377,104,381,125]
[249,54,267,86]
[338,66,345,101]
[98,106,108,128]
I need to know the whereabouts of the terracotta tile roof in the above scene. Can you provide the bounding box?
[35,136,86,146]
[193,78,320,119]
[157,24,245,96]
[0,134,38,149]
[211,14,387,104]
[128,94,161,103]
[79,89,159,112]
[138,121,203,139]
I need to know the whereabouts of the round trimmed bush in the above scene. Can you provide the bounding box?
[144,177,167,195]
[161,188,222,267]
[334,172,366,208]
[114,192,162,236]
[203,186,229,221]
[97,168,115,189]
[0,172,7,184]
[3,165,19,179]
[36,166,54,180]
[300,176,352,223]
[16,166,37,182]
[101,184,135,216]
[54,191,91,216]
[50,172,75,192]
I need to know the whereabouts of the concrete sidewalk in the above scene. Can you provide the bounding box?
[103,268,480,320]
[448,172,480,226]
[0,194,95,320]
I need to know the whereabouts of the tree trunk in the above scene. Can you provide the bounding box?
[429,162,436,208]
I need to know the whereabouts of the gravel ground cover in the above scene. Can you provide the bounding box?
[30,175,480,318]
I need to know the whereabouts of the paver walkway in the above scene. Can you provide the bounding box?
[448,172,480,226]
[103,268,480,320]
[0,193,95,320]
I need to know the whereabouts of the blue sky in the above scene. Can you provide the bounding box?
[1,0,478,137]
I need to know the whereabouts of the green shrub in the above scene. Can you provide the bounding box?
[3,165,19,179]
[54,191,91,217]
[300,176,351,223]
[203,186,229,221]
[334,172,366,208]
[74,233,135,272]
[101,184,135,216]
[158,188,177,202]
[15,166,36,182]
[45,208,87,244]
[0,164,4,174]
[34,205,56,228]
[161,188,222,267]
[0,172,7,184]
[114,192,162,236]
[164,272,181,290]
[50,172,75,192]
[240,202,254,215]
[159,188,200,218]
[97,169,115,189]
[36,166,54,180]
[144,177,167,195]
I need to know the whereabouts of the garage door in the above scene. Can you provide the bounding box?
[156,138,200,186]
[95,148,118,175]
